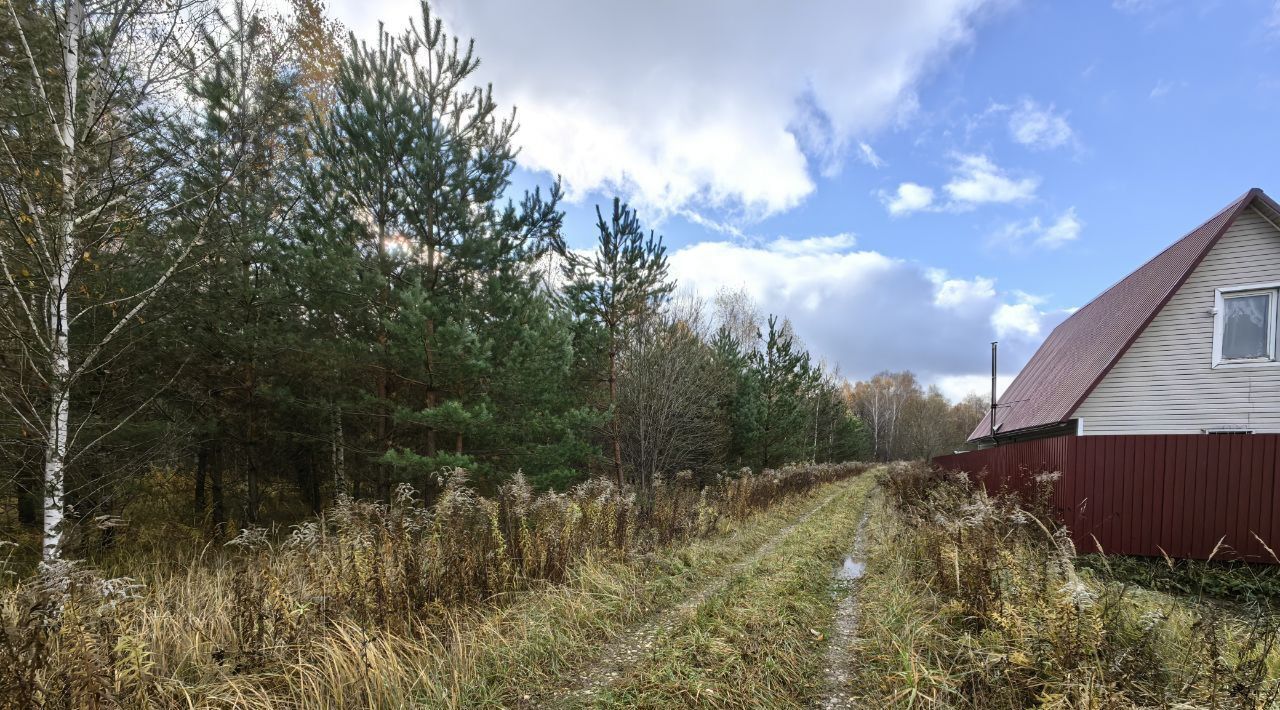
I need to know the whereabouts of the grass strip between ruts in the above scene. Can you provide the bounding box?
[424,475,874,708]
[584,474,876,709]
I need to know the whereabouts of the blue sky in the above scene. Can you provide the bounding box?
[334,0,1280,399]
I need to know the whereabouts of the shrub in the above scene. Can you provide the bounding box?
[0,556,147,708]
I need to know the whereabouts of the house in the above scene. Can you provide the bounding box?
[934,189,1280,561]
[971,187,1280,444]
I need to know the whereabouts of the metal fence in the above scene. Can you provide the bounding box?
[932,434,1280,562]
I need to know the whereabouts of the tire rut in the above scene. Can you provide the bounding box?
[544,484,854,708]
[816,498,874,710]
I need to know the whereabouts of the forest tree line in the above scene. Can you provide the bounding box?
[0,0,857,558]
[846,372,988,462]
[0,0,984,560]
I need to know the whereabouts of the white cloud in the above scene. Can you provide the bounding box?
[668,236,1063,391]
[1149,79,1183,98]
[1008,99,1074,150]
[879,182,936,215]
[858,142,886,169]
[880,154,1037,216]
[989,220,1035,249]
[328,1,1003,219]
[679,210,746,239]
[768,233,858,255]
[992,302,1043,339]
[944,154,1039,206]
[988,208,1082,251]
[935,374,1008,403]
[932,274,996,311]
[1036,208,1082,248]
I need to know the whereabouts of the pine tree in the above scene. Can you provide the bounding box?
[394,3,516,470]
[465,256,599,490]
[751,315,812,469]
[301,1,570,496]
[559,198,672,485]
[803,369,869,463]
[710,325,762,468]
[162,2,306,527]
[301,17,414,500]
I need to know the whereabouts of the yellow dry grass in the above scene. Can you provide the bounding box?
[0,462,872,708]
[851,462,1280,709]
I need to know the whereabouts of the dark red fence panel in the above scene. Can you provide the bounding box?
[931,434,1280,562]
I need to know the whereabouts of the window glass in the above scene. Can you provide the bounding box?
[1222,293,1272,360]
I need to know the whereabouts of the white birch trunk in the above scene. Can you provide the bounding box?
[43,0,82,562]
[43,279,72,560]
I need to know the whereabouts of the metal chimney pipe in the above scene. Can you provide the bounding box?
[990,341,998,440]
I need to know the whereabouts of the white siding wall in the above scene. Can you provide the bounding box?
[1073,208,1280,434]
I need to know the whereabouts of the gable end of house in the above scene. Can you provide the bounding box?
[969,188,1280,443]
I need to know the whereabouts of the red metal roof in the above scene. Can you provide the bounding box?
[969,188,1280,441]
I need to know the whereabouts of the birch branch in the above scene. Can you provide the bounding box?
[67,355,192,464]
[0,236,49,352]
[0,385,44,435]
[0,133,57,271]
[70,174,230,383]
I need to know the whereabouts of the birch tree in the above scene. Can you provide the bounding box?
[0,0,227,561]
[616,297,730,488]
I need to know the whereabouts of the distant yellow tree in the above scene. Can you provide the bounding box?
[288,0,344,114]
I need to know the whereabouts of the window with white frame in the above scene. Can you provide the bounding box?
[1213,285,1279,366]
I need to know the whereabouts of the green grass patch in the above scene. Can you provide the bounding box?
[1078,553,1280,607]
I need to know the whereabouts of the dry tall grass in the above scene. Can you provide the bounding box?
[0,462,869,708]
[852,461,1280,708]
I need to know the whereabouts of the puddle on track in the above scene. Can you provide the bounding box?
[834,556,864,580]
